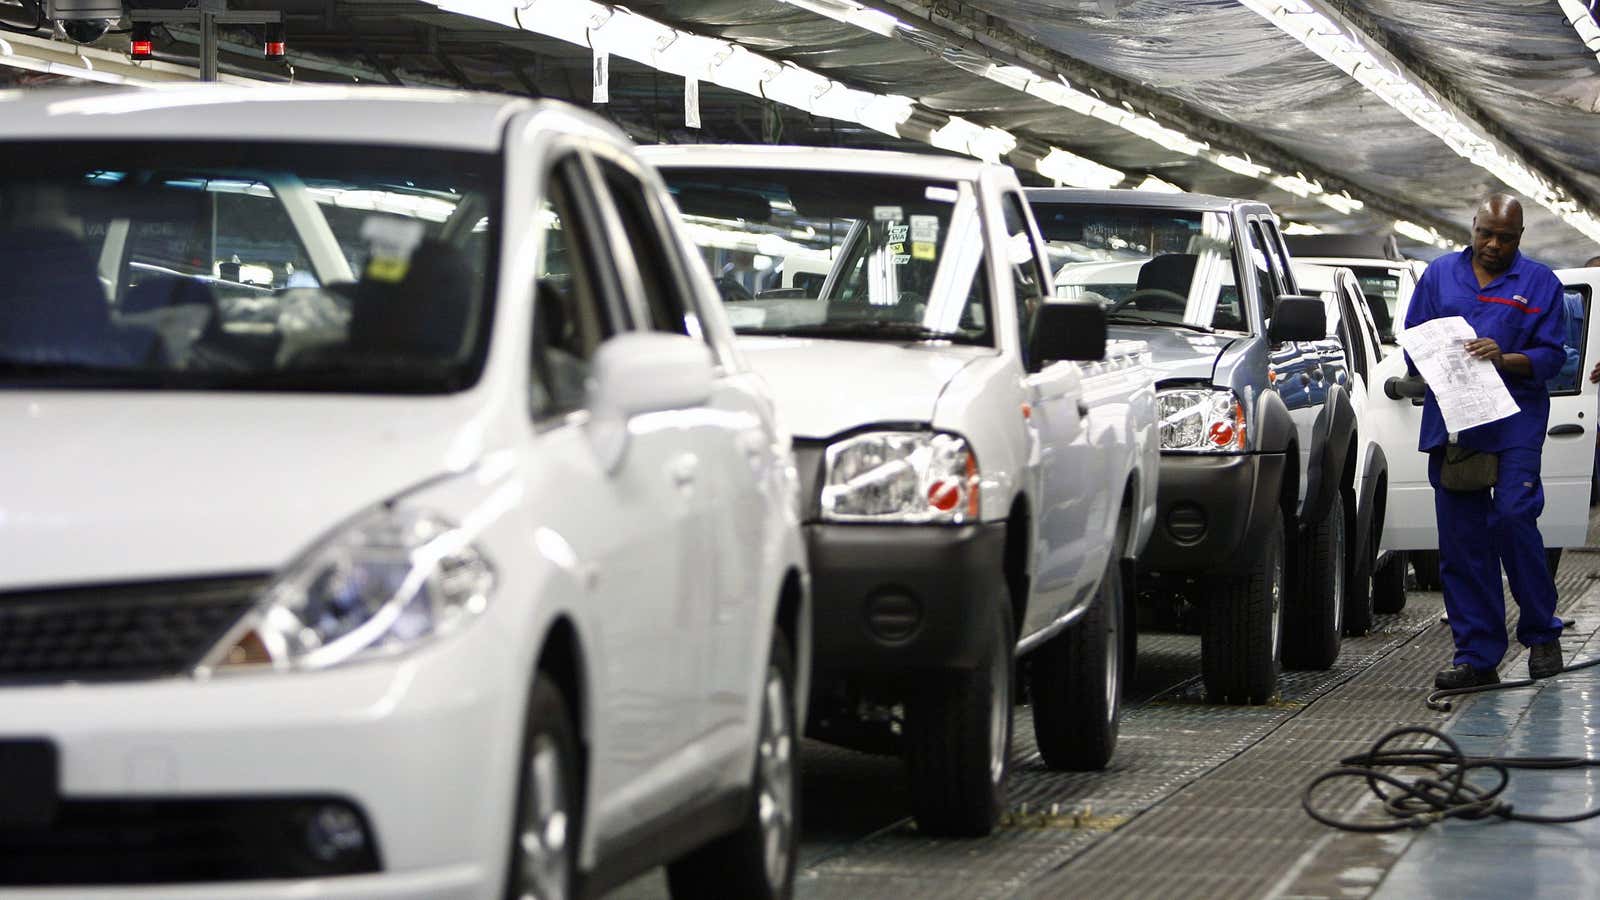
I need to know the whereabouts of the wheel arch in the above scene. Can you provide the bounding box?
[1302,385,1357,526]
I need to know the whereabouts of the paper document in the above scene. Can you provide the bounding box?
[1396,316,1519,432]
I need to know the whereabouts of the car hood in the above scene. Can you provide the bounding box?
[1107,325,1238,384]
[736,336,990,438]
[0,392,488,591]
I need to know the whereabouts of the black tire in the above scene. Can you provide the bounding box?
[505,679,582,900]
[1547,547,1564,577]
[1372,550,1407,614]
[1201,510,1285,705]
[904,599,1013,837]
[1411,549,1442,591]
[1284,494,1347,669]
[668,630,798,900]
[1032,523,1125,770]
[1343,501,1376,636]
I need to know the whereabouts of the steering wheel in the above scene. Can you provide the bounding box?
[1108,288,1187,315]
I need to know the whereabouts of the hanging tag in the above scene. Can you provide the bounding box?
[685,76,701,129]
[592,50,610,104]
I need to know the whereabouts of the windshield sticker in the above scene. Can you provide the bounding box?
[912,241,936,261]
[873,205,903,222]
[924,186,958,203]
[885,224,908,242]
[893,254,911,265]
[361,216,425,283]
[910,215,939,243]
[888,242,906,256]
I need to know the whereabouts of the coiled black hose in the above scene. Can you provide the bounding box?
[1303,724,1600,832]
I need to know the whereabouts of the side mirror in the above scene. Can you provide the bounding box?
[1267,294,1327,343]
[1030,300,1107,364]
[591,331,714,417]
[587,332,715,470]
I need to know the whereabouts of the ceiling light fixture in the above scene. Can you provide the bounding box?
[1555,0,1600,66]
[429,0,1127,186]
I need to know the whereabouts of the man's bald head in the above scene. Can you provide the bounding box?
[1585,255,1600,268]
[1472,192,1524,274]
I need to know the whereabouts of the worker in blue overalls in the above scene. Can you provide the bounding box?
[1405,194,1568,690]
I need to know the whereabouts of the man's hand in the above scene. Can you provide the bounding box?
[1590,358,1600,384]
[1465,337,1503,366]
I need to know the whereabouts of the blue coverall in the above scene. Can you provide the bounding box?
[1405,248,1568,671]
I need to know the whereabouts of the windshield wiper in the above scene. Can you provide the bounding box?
[737,321,984,343]
[1104,313,1214,334]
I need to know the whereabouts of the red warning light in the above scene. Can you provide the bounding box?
[131,40,153,59]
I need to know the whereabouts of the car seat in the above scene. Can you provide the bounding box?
[0,228,157,367]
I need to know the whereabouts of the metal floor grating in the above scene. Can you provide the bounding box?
[609,534,1600,900]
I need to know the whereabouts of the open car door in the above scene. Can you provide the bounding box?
[1375,266,1600,555]
[1540,267,1600,547]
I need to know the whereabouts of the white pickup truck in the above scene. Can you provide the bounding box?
[643,146,1158,837]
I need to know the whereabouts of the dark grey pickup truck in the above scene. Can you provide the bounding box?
[1027,189,1369,704]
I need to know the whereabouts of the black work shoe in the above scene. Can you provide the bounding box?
[1529,641,1565,679]
[1434,663,1500,690]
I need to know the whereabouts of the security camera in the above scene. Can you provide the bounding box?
[45,0,124,45]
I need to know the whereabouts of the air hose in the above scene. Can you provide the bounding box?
[1425,654,1600,711]
[1302,725,1600,832]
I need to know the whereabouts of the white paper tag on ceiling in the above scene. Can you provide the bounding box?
[685,76,701,129]
[592,50,610,104]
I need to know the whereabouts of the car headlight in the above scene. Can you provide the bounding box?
[204,507,495,673]
[821,431,979,523]
[1157,388,1247,452]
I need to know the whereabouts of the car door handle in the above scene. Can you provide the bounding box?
[1549,424,1585,437]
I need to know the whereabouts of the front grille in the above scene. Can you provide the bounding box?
[0,575,266,684]
[0,797,381,884]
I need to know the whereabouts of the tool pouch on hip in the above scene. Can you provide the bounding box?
[1441,445,1498,492]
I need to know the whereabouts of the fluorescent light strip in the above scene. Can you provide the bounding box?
[1393,218,1454,250]
[1137,175,1183,193]
[1556,0,1600,65]
[426,0,1123,186]
[774,0,1376,217]
[1239,0,1600,246]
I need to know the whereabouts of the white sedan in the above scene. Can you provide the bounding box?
[0,85,808,900]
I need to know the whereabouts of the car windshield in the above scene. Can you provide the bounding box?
[1344,265,1402,344]
[1031,202,1247,333]
[658,167,991,346]
[0,141,496,393]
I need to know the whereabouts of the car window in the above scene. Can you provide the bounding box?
[1001,194,1045,347]
[1262,220,1297,295]
[657,167,992,346]
[1335,279,1369,382]
[530,158,618,419]
[1245,221,1281,323]
[0,141,495,393]
[1547,285,1590,396]
[1344,265,1402,344]
[1031,201,1244,333]
[594,158,693,337]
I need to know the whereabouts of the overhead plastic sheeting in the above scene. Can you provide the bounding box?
[961,0,1600,264]
[1357,0,1600,202]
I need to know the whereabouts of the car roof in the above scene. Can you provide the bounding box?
[1025,186,1250,212]
[639,144,994,181]
[1294,256,1410,272]
[1290,261,1348,292]
[0,84,541,152]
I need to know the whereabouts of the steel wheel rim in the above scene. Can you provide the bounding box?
[757,664,795,888]
[1103,577,1121,724]
[1331,506,1345,638]
[988,626,1010,785]
[516,734,571,900]
[1269,531,1284,664]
